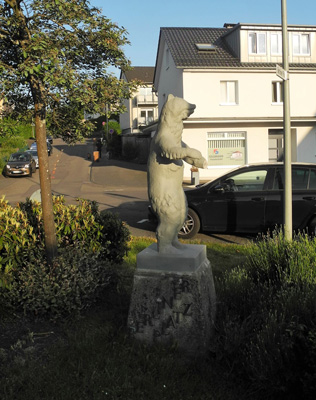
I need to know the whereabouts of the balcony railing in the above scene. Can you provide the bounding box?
[136,94,158,105]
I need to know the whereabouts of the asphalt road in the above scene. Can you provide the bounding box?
[0,138,250,245]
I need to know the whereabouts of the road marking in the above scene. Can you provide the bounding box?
[137,219,149,224]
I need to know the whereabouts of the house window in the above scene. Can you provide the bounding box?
[272,81,283,104]
[271,33,282,55]
[293,33,310,55]
[139,109,154,126]
[249,32,266,54]
[269,130,284,162]
[220,81,238,105]
[207,131,246,166]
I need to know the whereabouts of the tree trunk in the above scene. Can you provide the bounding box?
[31,79,58,264]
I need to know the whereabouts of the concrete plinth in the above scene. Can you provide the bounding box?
[127,243,216,355]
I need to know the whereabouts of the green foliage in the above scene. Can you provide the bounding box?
[0,0,139,143]
[0,196,130,317]
[0,118,32,140]
[18,197,130,264]
[213,231,316,399]
[2,247,113,320]
[106,120,122,135]
[96,209,130,264]
[0,197,42,289]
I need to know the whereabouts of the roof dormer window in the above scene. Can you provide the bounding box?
[248,32,266,55]
[293,33,310,55]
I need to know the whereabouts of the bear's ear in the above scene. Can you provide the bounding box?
[167,94,174,101]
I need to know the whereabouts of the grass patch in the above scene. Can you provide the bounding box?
[1,233,316,399]
[0,237,252,400]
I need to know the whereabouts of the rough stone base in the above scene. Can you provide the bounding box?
[127,243,216,356]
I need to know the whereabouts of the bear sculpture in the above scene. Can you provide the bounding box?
[147,94,207,254]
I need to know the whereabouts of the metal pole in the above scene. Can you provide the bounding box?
[106,104,109,141]
[281,0,292,240]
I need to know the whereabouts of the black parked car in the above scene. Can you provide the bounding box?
[3,151,37,177]
[150,163,316,239]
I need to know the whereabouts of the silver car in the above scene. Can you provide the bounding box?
[26,149,39,168]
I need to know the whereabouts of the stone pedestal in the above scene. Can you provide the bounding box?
[127,243,216,355]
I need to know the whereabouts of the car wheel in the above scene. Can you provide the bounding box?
[28,168,32,177]
[178,208,201,239]
[308,217,316,236]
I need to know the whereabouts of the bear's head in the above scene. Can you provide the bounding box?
[161,94,196,122]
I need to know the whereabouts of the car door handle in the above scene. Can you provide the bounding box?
[251,197,264,202]
[303,196,316,201]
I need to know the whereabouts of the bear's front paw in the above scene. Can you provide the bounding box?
[184,156,208,169]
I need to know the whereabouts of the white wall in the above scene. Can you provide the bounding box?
[183,70,316,119]
[156,45,183,114]
[119,97,131,131]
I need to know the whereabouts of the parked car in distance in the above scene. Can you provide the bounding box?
[3,151,36,177]
[26,149,39,168]
[30,140,53,156]
[149,163,316,239]
[47,135,53,144]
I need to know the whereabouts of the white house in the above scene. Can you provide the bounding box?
[153,23,316,180]
[119,66,158,135]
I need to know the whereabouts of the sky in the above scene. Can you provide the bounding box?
[92,0,316,76]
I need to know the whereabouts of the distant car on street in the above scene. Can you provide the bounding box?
[47,135,53,144]
[149,162,316,238]
[30,140,53,156]
[3,151,36,177]
[26,149,39,168]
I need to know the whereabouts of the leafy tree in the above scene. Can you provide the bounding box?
[0,0,138,262]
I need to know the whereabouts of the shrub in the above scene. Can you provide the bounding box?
[106,120,122,135]
[18,197,130,264]
[2,247,113,320]
[96,209,130,264]
[213,231,316,399]
[0,196,130,318]
[0,197,42,289]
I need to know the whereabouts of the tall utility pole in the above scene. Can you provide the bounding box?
[281,0,292,240]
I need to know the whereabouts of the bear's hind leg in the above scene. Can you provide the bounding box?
[156,217,182,254]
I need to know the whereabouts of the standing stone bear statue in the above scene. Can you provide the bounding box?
[147,94,207,254]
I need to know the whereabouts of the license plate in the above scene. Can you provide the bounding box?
[12,170,22,174]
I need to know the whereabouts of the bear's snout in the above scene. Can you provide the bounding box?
[186,103,196,117]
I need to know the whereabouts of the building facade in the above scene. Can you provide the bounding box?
[153,23,316,180]
[119,66,158,135]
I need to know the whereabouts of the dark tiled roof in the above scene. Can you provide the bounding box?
[122,66,155,83]
[160,27,316,70]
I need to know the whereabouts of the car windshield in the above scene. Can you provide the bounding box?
[27,150,38,156]
[9,153,29,162]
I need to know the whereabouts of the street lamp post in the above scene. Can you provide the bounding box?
[281,0,292,240]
